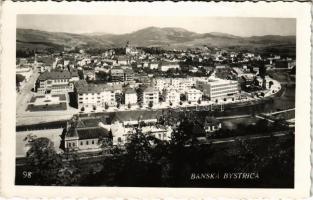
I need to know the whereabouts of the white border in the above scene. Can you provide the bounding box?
[1,1,311,198]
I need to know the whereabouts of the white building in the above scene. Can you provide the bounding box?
[160,62,180,72]
[143,87,159,106]
[165,89,180,105]
[196,79,239,100]
[75,80,117,110]
[124,88,137,105]
[185,88,203,102]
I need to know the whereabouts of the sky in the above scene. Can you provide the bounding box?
[17,15,296,37]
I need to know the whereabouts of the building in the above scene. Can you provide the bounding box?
[64,116,112,151]
[84,69,96,80]
[124,68,134,81]
[196,79,239,100]
[117,56,129,65]
[110,67,124,82]
[185,88,202,102]
[160,62,180,72]
[204,117,222,134]
[143,86,159,106]
[74,80,117,110]
[124,88,137,105]
[164,89,180,105]
[36,71,75,94]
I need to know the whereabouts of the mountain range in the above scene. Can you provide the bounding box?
[17,26,296,52]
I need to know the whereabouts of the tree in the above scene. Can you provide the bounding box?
[149,101,153,108]
[262,78,267,90]
[16,74,25,88]
[105,103,109,110]
[25,137,80,185]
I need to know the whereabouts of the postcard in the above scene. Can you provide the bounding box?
[0,1,311,198]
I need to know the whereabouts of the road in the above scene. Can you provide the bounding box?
[16,67,40,114]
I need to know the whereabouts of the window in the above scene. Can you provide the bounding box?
[80,141,83,146]
[68,143,71,147]
[86,141,89,145]
[92,140,94,144]
[118,137,122,142]
[73,143,75,147]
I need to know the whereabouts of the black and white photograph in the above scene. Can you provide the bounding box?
[14,14,297,188]
[0,1,311,198]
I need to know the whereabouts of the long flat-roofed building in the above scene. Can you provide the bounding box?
[196,79,239,100]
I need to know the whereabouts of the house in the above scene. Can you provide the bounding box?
[150,62,159,70]
[143,86,159,106]
[164,89,180,105]
[64,116,112,151]
[204,117,222,134]
[117,56,129,65]
[160,62,180,72]
[84,69,96,81]
[185,88,202,102]
[124,88,137,105]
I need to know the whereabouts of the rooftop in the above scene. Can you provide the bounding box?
[112,110,162,123]
[38,71,72,81]
[77,127,110,140]
[144,86,158,93]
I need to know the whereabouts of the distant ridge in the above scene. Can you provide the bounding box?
[16,27,296,51]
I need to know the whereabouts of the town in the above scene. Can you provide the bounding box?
[15,32,296,186]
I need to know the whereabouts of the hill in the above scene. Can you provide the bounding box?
[16,27,296,54]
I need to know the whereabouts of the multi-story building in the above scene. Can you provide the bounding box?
[74,80,117,110]
[196,79,239,100]
[124,88,137,105]
[110,67,124,82]
[164,89,180,105]
[36,71,78,94]
[185,88,203,102]
[143,86,159,106]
